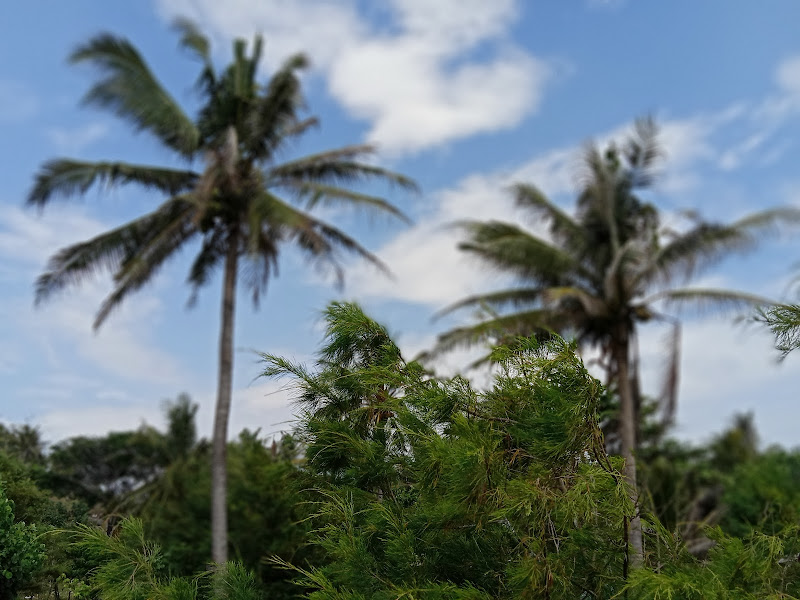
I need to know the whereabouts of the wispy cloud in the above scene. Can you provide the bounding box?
[0,206,187,418]
[585,0,626,9]
[0,80,39,122]
[47,122,109,154]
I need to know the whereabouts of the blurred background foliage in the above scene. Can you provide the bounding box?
[5,301,798,598]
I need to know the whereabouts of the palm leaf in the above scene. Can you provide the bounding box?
[93,199,200,327]
[71,34,199,156]
[28,159,197,207]
[35,230,140,304]
[257,192,392,286]
[312,219,392,280]
[245,53,308,158]
[269,146,418,191]
[172,18,216,93]
[185,229,229,307]
[295,182,411,223]
[542,286,605,316]
[642,287,774,316]
[435,288,546,319]
[456,220,590,284]
[624,116,661,187]
[34,197,196,312]
[512,183,585,242]
[639,207,800,289]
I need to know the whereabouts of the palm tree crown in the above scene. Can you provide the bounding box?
[28,21,415,564]
[434,118,799,562]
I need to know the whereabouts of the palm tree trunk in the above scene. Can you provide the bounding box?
[611,329,643,567]
[211,236,239,565]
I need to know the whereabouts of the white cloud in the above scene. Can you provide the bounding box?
[38,405,160,442]
[776,55,800,96]
[155,0,552,154]
[0,205,186,388]
[726,55,800,170]
[718,131,770,171]
[0,80,39,122]
[47,122,109,154]
[328,35,547,154]
[585,0,626,8]
[0,205,106,267]
[32,282,184,386]
[229,380,299,437]
[756,55,800,122]
[638,318,800,447]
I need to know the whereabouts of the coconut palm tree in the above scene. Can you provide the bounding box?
[433,119,798,563]
[28,21,415,564]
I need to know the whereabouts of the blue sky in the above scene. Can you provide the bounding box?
[2,0,800,448]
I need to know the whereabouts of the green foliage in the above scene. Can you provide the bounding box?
[0,425,46,467]
[137,431,311,600]
[721,449,800,538]
[0,481,45,600]
[626,527,800,599]
[47,425,168,507]
[263,302,634,599]
[0,447,91,600]
[73,518,262,600]
[757,303,800,358]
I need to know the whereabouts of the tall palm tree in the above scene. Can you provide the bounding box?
[28,22,415,564]
[433,119,798,563]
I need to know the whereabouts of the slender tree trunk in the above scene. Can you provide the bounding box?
[612,328,643,567]
[211,236,239,565]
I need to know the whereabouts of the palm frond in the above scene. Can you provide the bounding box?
[34,197,197,314]
[35,231,137,305]
[269,146,419,192]
[435,288,546,319]
[642,225,748,290]
[241,249,280,308]
[295,182,411,223]
[642,287,774,316]
[659,320,680,426]
[71,34,199,156]
[312,219,391,279]
[624,116,661,187]
[241,205,281,307]
[728,205,800,233]
[94,198,200,327]
[172,18,216,93]
[245,53,308,158]
[283,116,319,138]
[512,183,584,242]
[456,220,588,284]
[28,159,197,207]
[638,206,800,288]
[259,192,391,286]
[542,286,605,316]
[184,229,228,308]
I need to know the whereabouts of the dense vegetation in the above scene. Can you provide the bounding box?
[3,303,800,598]
[3,16,800,600]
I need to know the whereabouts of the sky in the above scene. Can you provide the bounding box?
[2,0,800,449]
